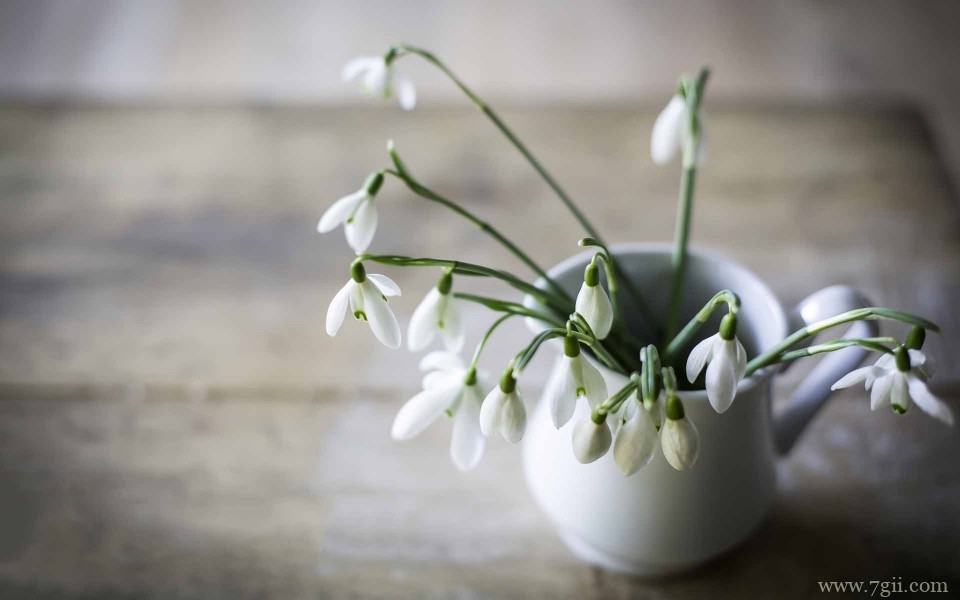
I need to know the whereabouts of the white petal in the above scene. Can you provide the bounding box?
[361,281,401,349]
[342,57,379,82]
[870,373,894,410]
[890,372,910,413]
[660,417,700,471]
[479,388,506,437]
[361,60,388,95]
[549,359,577,429]
[832,366,880,390]
[391,379,461,440]
[575,283,613,339]
[686,334,717,383]
[422,370,461,390]
[367,274,401,297]
[572,419,612,464]
[499,391,526,443]
[438,296,465,353]
[705,346,738,414]
[418,350,464,373]
[348,279,364,315]
[613,404,658,475]
[407,289,441,352]
[907,376,954,426]
[579,357,609,409]
[733,337,747,379]
[392,68,417,110]
[651,95,686,165]
[325,281,353,336]
[343,199,378,254]
[450,384,485,470]
[318,190,366,233]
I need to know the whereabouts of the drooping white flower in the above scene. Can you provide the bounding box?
[407,272,464,353]
[651,93,707,166]
[542,337,608,429]
[391,351,487,471]
[686,320,747,414]
[572,417,612,464]
[479,373,526,443]
[575,262,613,340]
[342,55,417,110]
[660,395,700,471]
[326,264,401,349]
[318,173,384,254]
[832,348,953,426]
[613,397,659,475]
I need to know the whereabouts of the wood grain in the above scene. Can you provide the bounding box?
[0,104,958,597]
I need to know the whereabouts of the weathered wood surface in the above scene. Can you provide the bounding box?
[0,105,959,598]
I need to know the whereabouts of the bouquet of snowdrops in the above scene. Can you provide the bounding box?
[321,45,953,474]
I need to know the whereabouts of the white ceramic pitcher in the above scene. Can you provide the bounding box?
[522,243,877,576]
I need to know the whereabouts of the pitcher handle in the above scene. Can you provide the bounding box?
[773,285,878,454]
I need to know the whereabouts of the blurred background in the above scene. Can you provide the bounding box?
[1,1,959,598]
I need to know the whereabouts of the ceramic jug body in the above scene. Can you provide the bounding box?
[522,244,875,575]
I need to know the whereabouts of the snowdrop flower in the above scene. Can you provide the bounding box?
[575,262,613,340]
[572,415,612,464]
[479,370,526,443]
[318,172,383,254]
[686,314,747,414]
[832,347,953,426]
[651,92,707,166]
[391,352,487,471]
[326,261,401,349]
[407,271,464,353]
[542,335,608,429]
[660,395,700,471]
[342,53,417,110]
[613,397,659,475]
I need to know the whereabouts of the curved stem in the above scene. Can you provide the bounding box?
[580,237,658,336]
[662,289,739,363]
[750,337,897,377]
[357,253,568,315]
[383,154,571,303]
[745,308,939,375]
[469,313,515,370]
[453,292,564,327]
[394,45,602,240]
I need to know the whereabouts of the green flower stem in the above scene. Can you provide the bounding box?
[468,313,515,371]
[383,149,571,303]
[357,254,569,315]
[760,337,898,373]
[744,308,940,377]
[580,238,658,335]
[662,289,740,363]
[453,292,564,327]
[394,45,602,241]
[594,377,641,418]
[665,68,711,343]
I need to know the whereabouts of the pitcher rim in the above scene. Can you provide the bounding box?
[523,242,788,400]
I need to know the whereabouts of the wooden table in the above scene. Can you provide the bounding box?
[0,104,958,598]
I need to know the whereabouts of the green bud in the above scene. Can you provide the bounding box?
[437,270,453,295]
[499,369,517,394]
[349,261,367,283]
[905,326,926,350]
[463,367,477,386]
[383,46,398,65]
[590,409,607,425]
[894,346,910,372]
[584,263,600,287]
[719,313,738,341]
[363,172,384,196]
[563,334,581,358]
[665,394,685,421]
